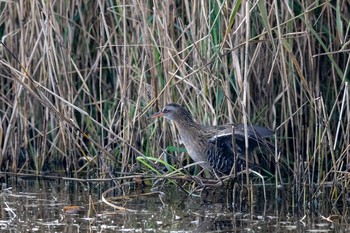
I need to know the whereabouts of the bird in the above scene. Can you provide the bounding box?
[150,103,274,175]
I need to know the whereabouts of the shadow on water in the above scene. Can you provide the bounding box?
[0,177,349,232]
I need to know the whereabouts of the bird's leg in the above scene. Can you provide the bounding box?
[191,170,224,189]
[212,169,224,186]
[187,182,207,196]
[192,175,207,188]
[185,176,212,197]
[192,180,223,197]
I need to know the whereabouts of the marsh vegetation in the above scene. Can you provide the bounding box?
[0,1,349,228]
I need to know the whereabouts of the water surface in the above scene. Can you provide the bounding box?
[0,177,348,232]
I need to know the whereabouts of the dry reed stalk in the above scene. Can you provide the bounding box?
[0,1,348,205]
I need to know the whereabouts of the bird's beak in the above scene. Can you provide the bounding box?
[149,111,164,119]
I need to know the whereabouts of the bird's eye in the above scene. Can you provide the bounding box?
[163,108,169,113]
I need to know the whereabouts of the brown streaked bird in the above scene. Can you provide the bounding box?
[150,103,274,175]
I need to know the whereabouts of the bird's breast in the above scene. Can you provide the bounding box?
[176,127,212,169]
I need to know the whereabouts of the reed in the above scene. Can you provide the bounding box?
[0,0,349,203]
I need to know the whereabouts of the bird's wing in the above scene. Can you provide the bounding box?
[209,125,274,151]
[233,124,274,138]
[206,134,236,174]
[207,132,267,174]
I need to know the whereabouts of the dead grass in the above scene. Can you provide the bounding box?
[0,0,349,204]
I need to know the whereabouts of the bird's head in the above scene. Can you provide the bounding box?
[150,103,193,122]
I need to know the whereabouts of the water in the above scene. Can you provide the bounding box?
[0,177,349,232]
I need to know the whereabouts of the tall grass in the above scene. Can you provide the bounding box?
[0,1,349,202]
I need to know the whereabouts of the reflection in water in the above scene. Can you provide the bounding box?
[0,178,348,232]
